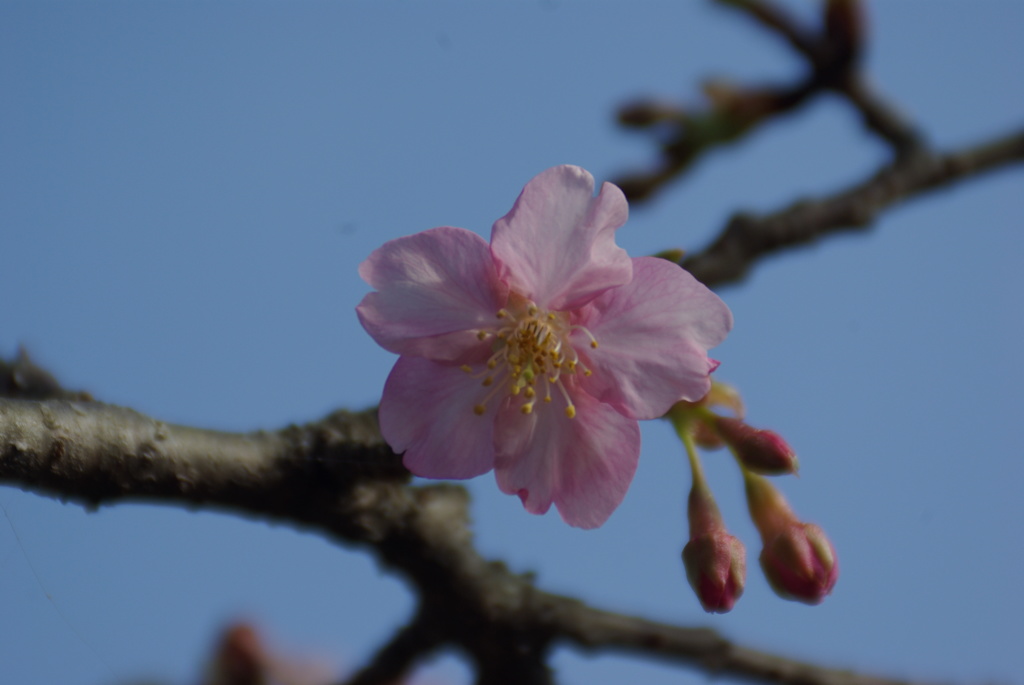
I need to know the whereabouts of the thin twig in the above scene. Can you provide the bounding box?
[837,72,924,159]
[340,609,446,685]
[617,0,926,201]
[716,0,818,57]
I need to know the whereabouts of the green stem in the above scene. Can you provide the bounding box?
[671,414,706,486]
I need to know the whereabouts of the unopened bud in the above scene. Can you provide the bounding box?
[744,473,838,604]
[714,416,798,475]
[683,531,746,613]
[683,479,746,613]
[670,381,744,449]
[760,522,839,605]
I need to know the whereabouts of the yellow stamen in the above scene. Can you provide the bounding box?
[469,301,598,422]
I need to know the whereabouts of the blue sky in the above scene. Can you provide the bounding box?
[2,2,1022,684]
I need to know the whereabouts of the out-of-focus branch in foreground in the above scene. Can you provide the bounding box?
[0,377,939,685]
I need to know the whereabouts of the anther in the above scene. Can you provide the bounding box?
[476,331,488,341]
[482,377,493,387]
[571,324,600,349]
[521,403,534,415]
[565,405,577,419]
[460,365,473,373]
[473,405,486,416]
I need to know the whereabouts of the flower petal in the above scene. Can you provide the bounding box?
[357,226,508,360]
[578,257,733,420]
[379,355,496,479]
[490,165,632,311]
[492,389,640,529]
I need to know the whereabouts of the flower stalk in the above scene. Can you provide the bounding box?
[677,416,746,613]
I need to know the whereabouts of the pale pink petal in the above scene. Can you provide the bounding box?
[357,226,508,360]
[493,389,640,529]
[490,165,632,311]
[577,257,733,420]
[379,356,496,479]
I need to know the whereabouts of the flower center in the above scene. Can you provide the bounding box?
[462,299,597,419]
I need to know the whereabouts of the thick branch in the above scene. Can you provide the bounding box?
[0,396,938,685]
[0,398,405,512]
[684,126,1024,288]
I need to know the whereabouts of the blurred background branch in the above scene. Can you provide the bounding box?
[613,0,923,204]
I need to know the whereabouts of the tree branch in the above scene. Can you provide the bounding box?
[553,603,932,685]
[683,126,1024,288]
[0,395,940,685]
[340,609,446,685]
[616,0,926,202]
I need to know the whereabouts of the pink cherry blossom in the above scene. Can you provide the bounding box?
[357,165,732,528]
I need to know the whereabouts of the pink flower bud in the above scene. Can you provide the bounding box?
[759,522,839,605]
[744,472,839,604]
[683,531,746,613]
[683,479,746,613]
[714,416,799,475]
[668,381,744,450]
